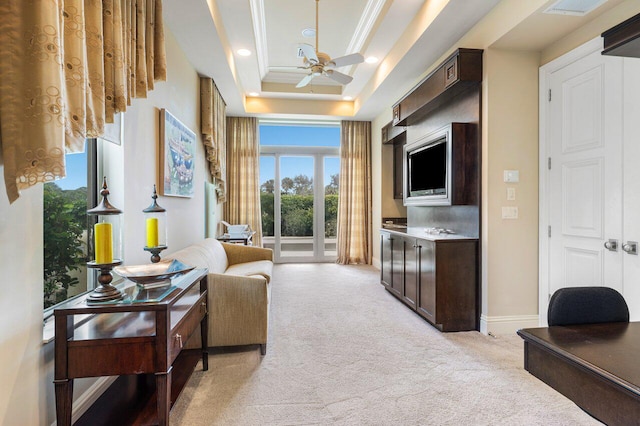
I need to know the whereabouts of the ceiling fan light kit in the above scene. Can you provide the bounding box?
[295,0,364,89]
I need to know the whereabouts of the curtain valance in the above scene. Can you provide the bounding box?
[200,77,227,202]
[0,0,167,203]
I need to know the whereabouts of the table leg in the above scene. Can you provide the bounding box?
[54,378,73,426]
[156,367,172,426]
[201,310,209,371]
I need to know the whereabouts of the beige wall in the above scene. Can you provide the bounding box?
[0,28,220,424]
[370,0,640,334]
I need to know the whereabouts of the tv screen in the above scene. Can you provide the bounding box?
[408,139,446,196]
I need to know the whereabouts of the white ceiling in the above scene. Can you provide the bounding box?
[163,0,634,120]
[164,0,502,120]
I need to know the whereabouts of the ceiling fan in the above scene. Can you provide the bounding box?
[294,0,364,88]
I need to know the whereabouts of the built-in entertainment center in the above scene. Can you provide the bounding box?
[380,48,482,332]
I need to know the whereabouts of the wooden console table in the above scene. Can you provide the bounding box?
[518,322,640,425]
[54,269,209,426]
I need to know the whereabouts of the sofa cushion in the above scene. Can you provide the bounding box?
[225,260,273,283]
[165,238,228,274]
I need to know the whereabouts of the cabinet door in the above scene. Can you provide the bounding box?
[380,232,393,289]
[390,237,404,298]
[393,137,405,199]
[403,238,418,309]
[417,240,436,324]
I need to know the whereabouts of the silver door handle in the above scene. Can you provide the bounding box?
[604,239,618,252]
[623,241,638,255]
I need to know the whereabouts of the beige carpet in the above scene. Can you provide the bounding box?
[171,264,601,425]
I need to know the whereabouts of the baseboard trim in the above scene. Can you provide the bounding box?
[480,314,539,336]
[372,257,381,270]
[65,376,117,425]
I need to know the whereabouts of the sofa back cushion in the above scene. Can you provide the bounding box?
[165,238,228,274]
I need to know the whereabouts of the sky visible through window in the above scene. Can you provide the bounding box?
[259,125,340,186]
[55,151,87,190]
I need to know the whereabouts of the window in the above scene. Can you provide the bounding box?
[259,123,340,262]
[43,140,98,310]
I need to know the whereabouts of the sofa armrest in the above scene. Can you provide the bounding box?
[222,242,273,266]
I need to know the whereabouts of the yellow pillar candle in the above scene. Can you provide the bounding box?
[94,222,113,264]
[146,217,159,247]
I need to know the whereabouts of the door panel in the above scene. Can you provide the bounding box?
[403,238,417,309]
[548,49,623,302]
[561,159,603,239]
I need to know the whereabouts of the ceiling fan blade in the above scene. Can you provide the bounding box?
[298,43,319,64]
[326,53,364,68]
[324,69,353,85]
[296,73,315,88]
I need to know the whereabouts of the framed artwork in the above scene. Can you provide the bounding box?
[159,109,196,197]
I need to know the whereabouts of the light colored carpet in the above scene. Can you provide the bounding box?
[171,264,601,425]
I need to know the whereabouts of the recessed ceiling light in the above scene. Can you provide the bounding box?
[365,56,379,64]
[343,96,353,101]
[237,49,252,57]
[248,92,259,97]
[302,28,316,38]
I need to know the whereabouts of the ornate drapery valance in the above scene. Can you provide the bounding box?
[0,0,167,203]
[200,77,227,202]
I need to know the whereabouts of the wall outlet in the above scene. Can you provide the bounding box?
[502,206,519,219]
[507,187,516,201]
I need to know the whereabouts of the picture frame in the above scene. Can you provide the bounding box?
[159,109,196,197]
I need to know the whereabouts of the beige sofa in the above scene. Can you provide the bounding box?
[165,238,273,355]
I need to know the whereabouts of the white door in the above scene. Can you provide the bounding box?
[546,48,624,305]
[621,59,640,320]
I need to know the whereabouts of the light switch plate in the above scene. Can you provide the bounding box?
[502,206,519,219]
[504,170,520,183]
[507,187,516,201]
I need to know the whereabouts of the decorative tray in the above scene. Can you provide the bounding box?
[114,259,195,286]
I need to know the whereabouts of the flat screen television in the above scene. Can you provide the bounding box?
[408,138,447,197]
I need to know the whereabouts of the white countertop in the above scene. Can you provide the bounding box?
[380,226,478,241]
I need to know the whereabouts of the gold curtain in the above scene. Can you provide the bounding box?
[225,117,263,247]
[0,0,166,203]
[200,77,227,202]
[337,120,372,264]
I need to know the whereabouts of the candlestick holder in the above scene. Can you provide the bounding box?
[143,185,168,263]
[143,245,168,263]
[87,177,124,304]
[86,260,124,304]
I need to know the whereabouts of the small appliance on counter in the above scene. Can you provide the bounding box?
[382,217,407,230]
[221,221,251,238]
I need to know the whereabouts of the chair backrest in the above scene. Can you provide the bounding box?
[547,286,629,326]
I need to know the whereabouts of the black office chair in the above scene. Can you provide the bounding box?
[547,286,629,326]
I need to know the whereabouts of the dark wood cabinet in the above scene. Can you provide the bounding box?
[392,48,482,126]
[417,239,478,331]
[393,134,406,200]
[403,238,418,310]
[602,12,640,58]
[380,230,478,332]
[380,232,393,288]
[391,235,404,298]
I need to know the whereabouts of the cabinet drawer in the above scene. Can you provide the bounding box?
[170,292,207,363]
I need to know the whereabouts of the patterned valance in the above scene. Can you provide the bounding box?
[0,0,167,203]
[200,77,227,202]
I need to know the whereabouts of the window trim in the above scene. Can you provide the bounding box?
[43,139,100,341]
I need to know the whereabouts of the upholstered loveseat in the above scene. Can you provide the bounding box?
[165,238,273,355]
